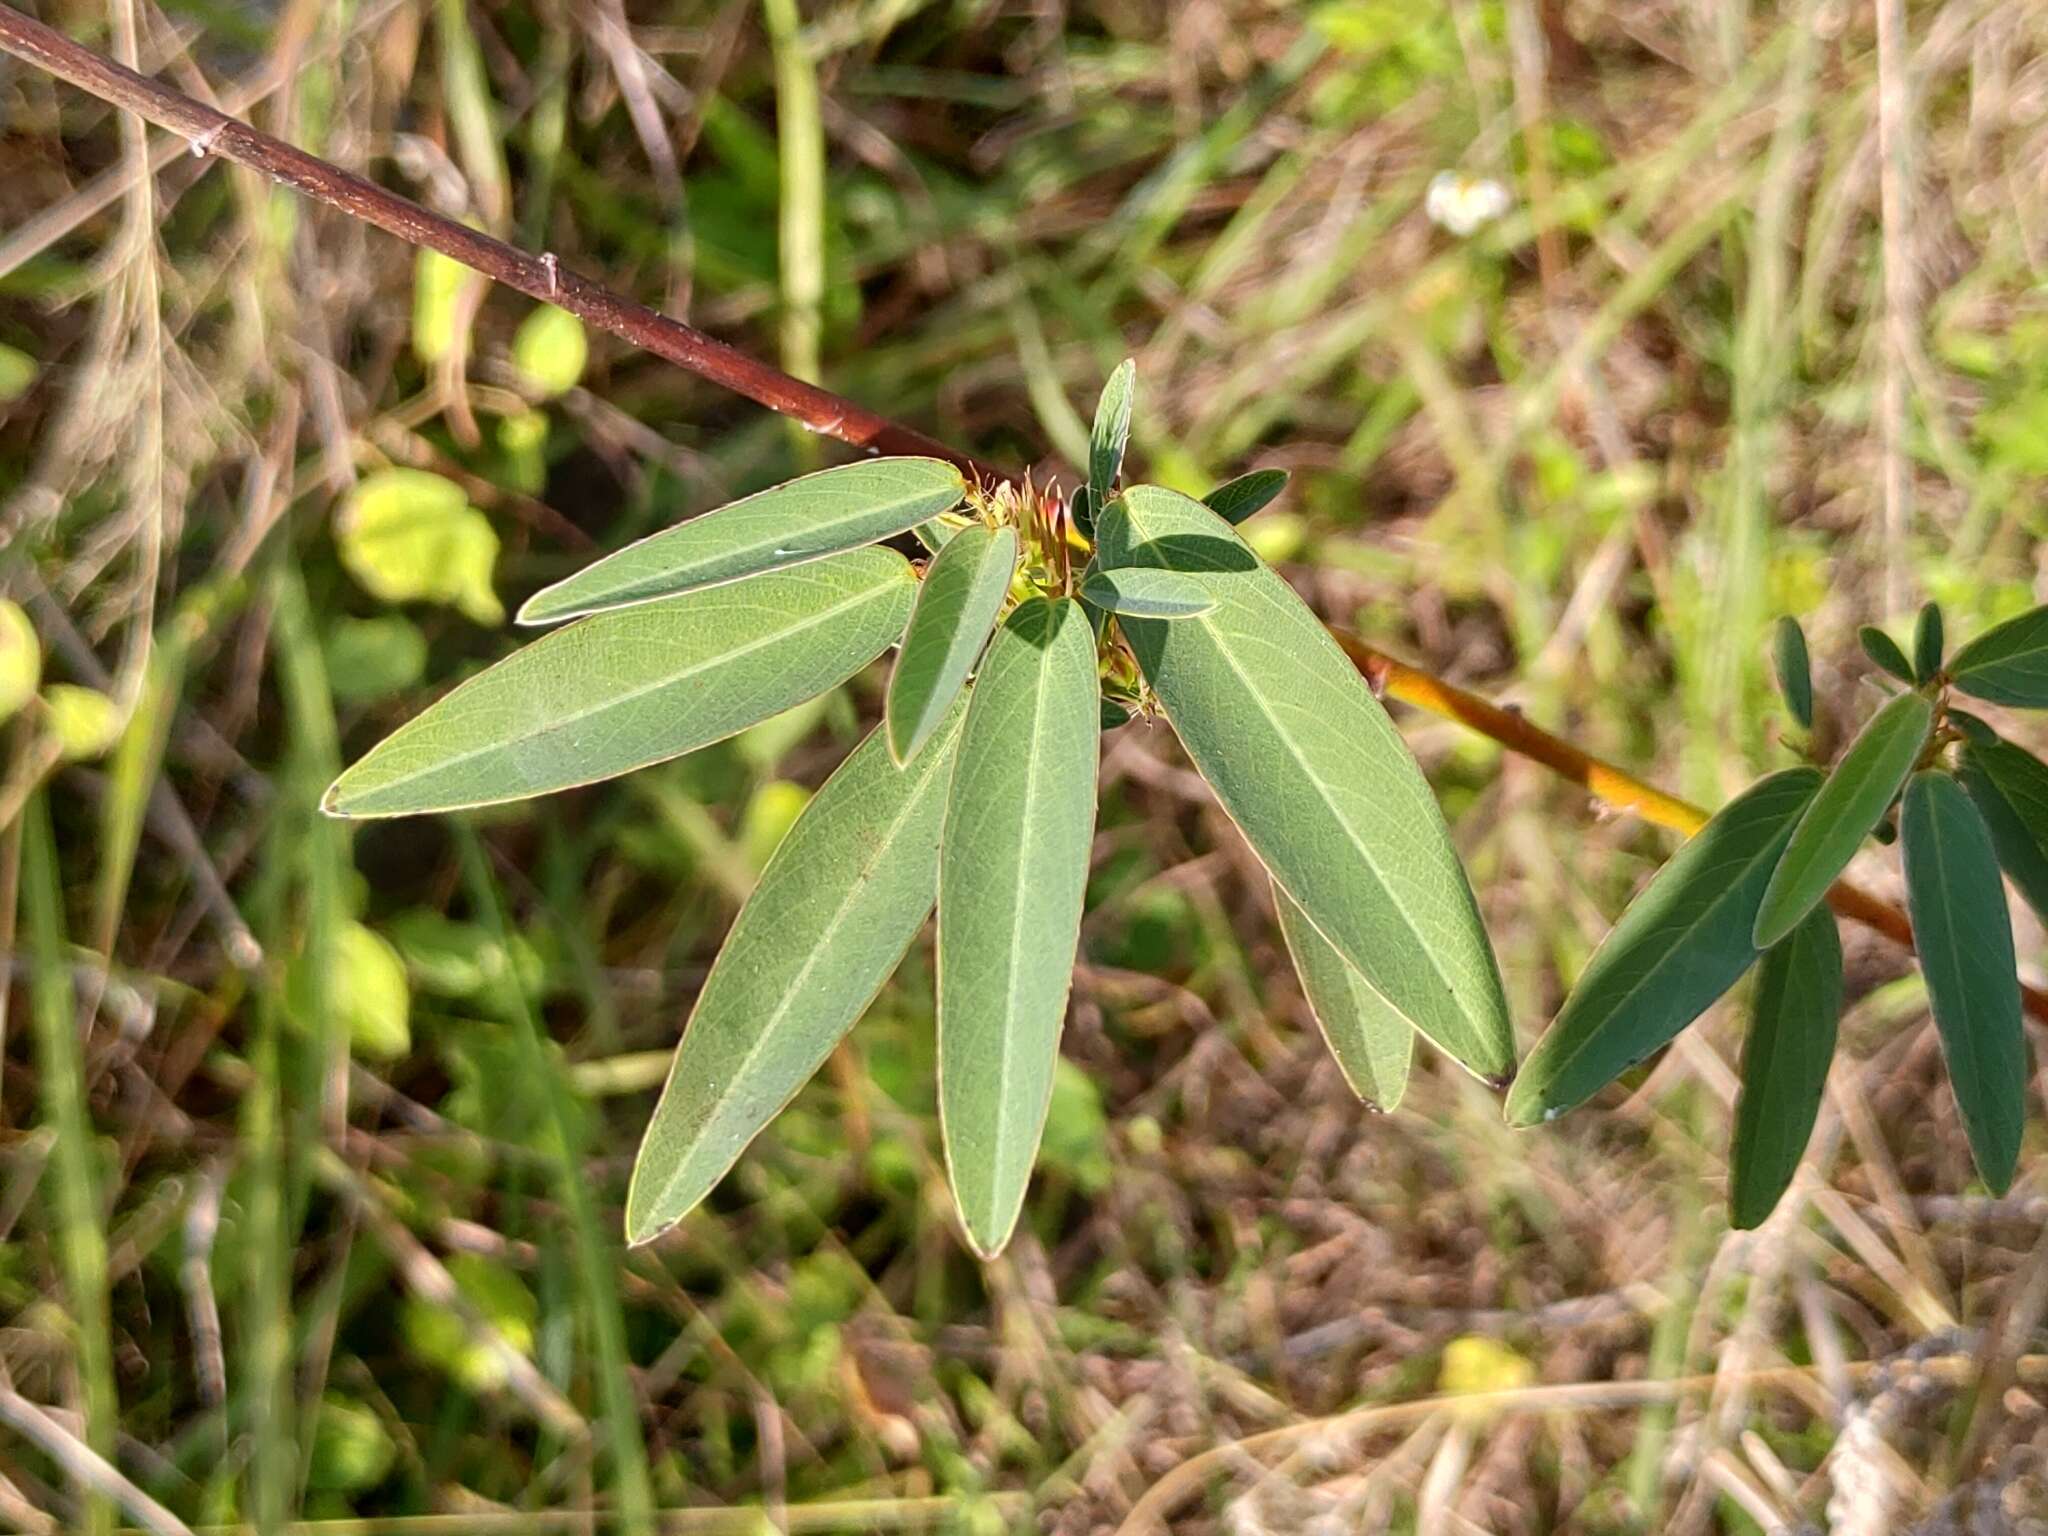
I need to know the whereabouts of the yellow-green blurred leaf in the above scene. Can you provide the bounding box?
[306,1395,396,1493]
[0,342,37,403]
[400,1253,535,1391]
[511,306,588,398]
[740,779,811,870]
[412,246,476,367]
[287,920,411,1061]
[0,599,40,722]
[336,468,503,626]
[43,684,121,761]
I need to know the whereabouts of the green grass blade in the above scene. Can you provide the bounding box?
[937,598,1100,1257]
[1913,601,1944,683]
[1202,468,1289,525]
[886,524,1017,765]
[1949,604,2048,707]
[626,710,968,1243]
[1752,689,1933,947]
[1958,738,2048,920]
[1078,565,1215,618]
[23,793,117,1536]
[1729,906,1842,1228]
[1089,359,1136,507]
[453,829,655,1523]
[1102,485,1513,1083]
[1858,625,1914,684]
[1505,767,1821,1127]
[326,549,915,817]
[1274,881,1413,1110]
[516,460,963,624]
[1772,616,1812,730]
[1900,771,2026,1193]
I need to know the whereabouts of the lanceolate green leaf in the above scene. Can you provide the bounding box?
[1949,604,2048,707]
[1275,882,1413,1110]
[517,458,963,624]
[625,709,966,1244]
[326,550,915,817]
[1859,625,1914,685]
[1101,485,1512,1082]
[1729,906,1842,1229]
[1752,689,1933,947]
[1900,770,2025,1194]
[886,525,1017,766]
[1913,601,1944,684]
[1772,616,1812,731]
[1203,469,1289,525]
[1504,767,1821,1128]
[1089,359,1136,508]
[1958,738,2048,920]
[938,598,1100,1257]
[1079,565,1215,619]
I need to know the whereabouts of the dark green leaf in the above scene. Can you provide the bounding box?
[1099,696,1133,731]
[1959,738,2048,920]
[1950,709,1999,747]
[1752,689,1934,947]
[1729,907,1842,1229]
[1772,616,1813,731]
[1900,771,2025,1193]
[1079,565,1215,619]
[938,598,1100,1257]
[1100,486,1513,1083]
[625,709,966,1244]
[1505,768,1821,1127]
[516,459,963,624]
[1859,625,1915,685]
[886,525,1017,765]
[1950,604,2048,707]
[1203,469,1289,526]
[325,550,916,818]
[1275,882,1413,1110]
[1089,360,1136,509]
[1913,601,1944,683]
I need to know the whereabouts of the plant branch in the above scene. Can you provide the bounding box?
[0,4,999,481]
[1335,633,2048,1025]
[7,8,2036,1024]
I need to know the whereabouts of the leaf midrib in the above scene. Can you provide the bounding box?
[1165,586,1471,1048]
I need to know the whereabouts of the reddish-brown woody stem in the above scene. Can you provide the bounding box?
[0,4,997,480]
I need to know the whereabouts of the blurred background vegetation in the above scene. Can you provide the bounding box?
[4,0,2048,1530]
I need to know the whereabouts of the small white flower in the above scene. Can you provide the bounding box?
[1426,171,1511,237]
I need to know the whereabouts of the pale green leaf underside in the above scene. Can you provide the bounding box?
[1505,767,1820,1127]
[325,550,915,817]
[1753,690,1933,947]
[1203,468,1289,525]
[1730,906,1842,1229]
[517,458,963,624]
[1080,565,1215,618]
[1949,604,2048,707]
[1959,738,2048,919]
[1101,485,1513,1082]
[938,598,1101,1257]
[625,708,966,1244]
[1900,771,2025,1194]
[886,524,1017,765]
[1275,881,1413,1110]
